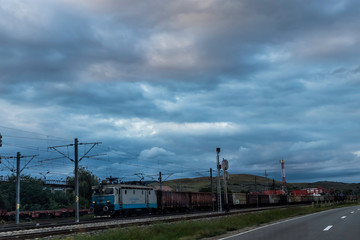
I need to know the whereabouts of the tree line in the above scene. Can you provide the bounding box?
[0,167,99,211]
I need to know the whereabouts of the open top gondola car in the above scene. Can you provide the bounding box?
[91,184,157,216]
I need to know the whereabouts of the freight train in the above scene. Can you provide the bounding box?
[90,183,357,217]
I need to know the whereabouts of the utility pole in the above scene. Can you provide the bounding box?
[255,176,259,208]
[0,152,38,224]
[265,170,268,191]
[16,152,20,225]
[210,168,214,211]
[222,158,229,212]
[216,148,222,212]
[273,178,276,192]
[49,138,101,223]
[0,133,2,164]
[158,171,162,191]
[74,138,79,222]
[280,159,287,194]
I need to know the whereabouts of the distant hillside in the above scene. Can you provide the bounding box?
[149,174,360,194]
[289,181,360,194]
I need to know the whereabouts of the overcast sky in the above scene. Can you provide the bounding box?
[0,0,360,184]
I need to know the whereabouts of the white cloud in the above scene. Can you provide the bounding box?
[290,140,328,151]
[139,147,175,160]
[255,47,291,63]
[112,118,246,138]
[353,151,360,157]
[138,33,198,68]
[238,146,249,152]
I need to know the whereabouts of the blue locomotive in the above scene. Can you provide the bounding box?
[91,184,157,216]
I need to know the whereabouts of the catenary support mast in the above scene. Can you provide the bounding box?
[281,159,287,193]
[49,138,101,223]
[216,148,222,212]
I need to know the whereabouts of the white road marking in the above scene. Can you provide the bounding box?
[323,225,333,231]
[217,213,323,240]
[351,211,354,214]
[218,210,341,240]
[341,216,346,219]
[218,208,357,240]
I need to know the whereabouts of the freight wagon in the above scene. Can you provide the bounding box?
[190,192,214,210]
[157,191,215,212]
[246,194,271,206]
[157,191,189,212]
[229,193,247,208]
[0,208,90,220]
[268,194,287,205]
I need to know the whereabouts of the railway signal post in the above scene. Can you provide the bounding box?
[222,158,229,212]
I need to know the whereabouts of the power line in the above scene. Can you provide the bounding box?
[0,125,71,141]
[1,128,215,183]
[2,134,69,142]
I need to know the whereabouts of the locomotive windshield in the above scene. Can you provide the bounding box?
[93,187,114,195]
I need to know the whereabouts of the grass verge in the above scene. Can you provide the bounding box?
[57,202,358,240]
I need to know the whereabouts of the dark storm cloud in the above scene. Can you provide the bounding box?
[1,0,360,183]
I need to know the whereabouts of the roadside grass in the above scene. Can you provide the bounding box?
[59,202,358,240]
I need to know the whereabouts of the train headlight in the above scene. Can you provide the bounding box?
[106,200,110,203]
[93,201,95,204]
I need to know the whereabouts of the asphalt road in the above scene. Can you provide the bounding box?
[219,205,360,240]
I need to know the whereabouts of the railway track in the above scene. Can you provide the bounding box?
[0,205,302,239]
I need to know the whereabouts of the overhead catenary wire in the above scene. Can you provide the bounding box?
[2,134,70,142]
[0,125,72,141]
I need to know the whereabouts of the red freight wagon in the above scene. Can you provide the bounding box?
[0,208,88,220]
[291,190,308,196]
[156,191,190,212]
[263,190,286,195]
[190,192,214,210]
[247,194,270,206]
[247,194,258,206]
[259,195,270,205]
